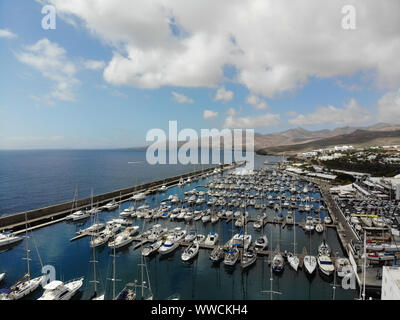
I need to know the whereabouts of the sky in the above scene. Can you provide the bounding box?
[0,0,400,149]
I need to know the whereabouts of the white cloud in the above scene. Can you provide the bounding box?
[246,94,269,110]
[214,86,234,102]
[0,28,17,39]
[377,89,400,123]
[15,38,78,104]
[223,109,280,129]
[203,109,218,120]
[47,0,400,97]
[289,98,371,126]
[171,91,194,103]
[83,59,106,70]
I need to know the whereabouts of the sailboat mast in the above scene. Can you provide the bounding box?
[113,243,116,299]
[92,244,98,294]
[141,253,144,298]
[362,231,366,300]
[293,212,296,255]
[25,212,30,277]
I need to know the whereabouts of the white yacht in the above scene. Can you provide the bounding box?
[204,232,219,246]
[142,240,163,257]
[335,257,352,278]
[317,255,334,276]
[108,227,138,249]
[103,200,119,211]
[158,239,179,255]
[181,242,199,262]
[0,232,22,248]
[80,222,105,234]
[90,223,121,248]
[324,216,332,224]
[184,230,197,242]
[66,210,90,221]
[254,235,268,252]
[304,216,314,232]
[131,193,146,201]
[38,278,84,300]
[0,273,5,282]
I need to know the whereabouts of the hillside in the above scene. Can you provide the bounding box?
[256,129,400,155]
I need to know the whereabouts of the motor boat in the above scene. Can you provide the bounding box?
[142,240,163,257]
[304,216,314,232]
[303,255,317,275]
[90,224,121,247]
[285,212,294,224]
[0,232,23,248]
[158,239,179,255]
[38,278,84,300]
[317,255,334,276]
[0,273,5,282]
[147,225,168,241]
[184,230,197,242]
[66,210,90,221]
[324,216,332,224]
[80,223,105,234]
[181,242,199,262]
[194,234,205,244]
[254,235,268,252]
[131,193,146,201]
[108,227,137,249]
[102,200,119,211]
[204,232,219,246]
[335,257,352,278]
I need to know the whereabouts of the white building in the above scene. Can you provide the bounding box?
[381,266,400,300]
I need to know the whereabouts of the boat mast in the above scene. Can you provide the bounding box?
[293,211,296,255]
[362,230,366,300]
[24,212,31,278]
[90,231,99,296]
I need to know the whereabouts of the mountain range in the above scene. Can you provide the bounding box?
[255,123,400,155]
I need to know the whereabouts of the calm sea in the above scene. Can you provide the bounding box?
[0,149,357,300]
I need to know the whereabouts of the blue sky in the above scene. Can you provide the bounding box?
[0,0,399,149]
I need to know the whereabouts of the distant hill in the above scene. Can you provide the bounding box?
[257,129,400,155]
[253,123,400,151]
[133,123,400,153]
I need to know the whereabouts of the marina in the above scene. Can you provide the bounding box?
[0,153,363,300]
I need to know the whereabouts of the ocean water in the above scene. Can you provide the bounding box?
[0,149,357,300]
